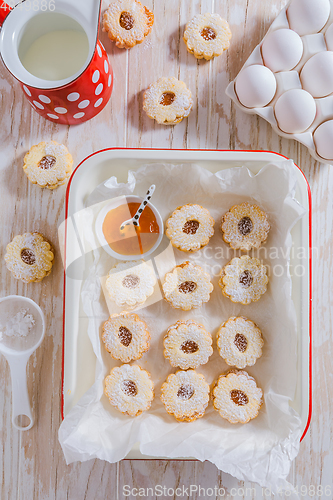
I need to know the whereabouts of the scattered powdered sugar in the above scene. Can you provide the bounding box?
[0,309,35,339]
[44,142,67,160]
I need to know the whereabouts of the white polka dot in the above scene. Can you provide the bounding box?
[38,94,51,104]
[78,100,90,109]
[97,44,102,57]
[100,42,106,52]
[33,100,44,109]
[92,70,100,83]
[23,85,31,96]
[54,107,68,114]
[108,74,112,87]
[67,92,80,102]
[95,83,103,95]
[47,113,59,119]
[73,112,85,119]
[94,98,103,107]
[104,60,109,74]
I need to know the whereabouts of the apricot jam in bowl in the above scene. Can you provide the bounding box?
[95,195,163,260]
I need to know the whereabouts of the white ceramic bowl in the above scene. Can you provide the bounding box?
[95,195,164,260]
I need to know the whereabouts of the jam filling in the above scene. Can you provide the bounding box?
[122,379,138,396]
[20,248,36,265]
[238,216,253,236]
[38,155,56,170]
[179,281,197,293]
[177,384,194,400]
[159,92,176,106]
[182,220,200,235]
[122,274,140,289]
[200,27,217,41]
[234,333,248,353]
[118,326,132,347]
[230,389,249,406]
[180,340,199,354]
[239,270,253,287]
[119,11,134,30]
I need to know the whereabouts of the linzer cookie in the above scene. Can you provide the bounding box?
[183,13,231,60]
[216,316,264,369]
[163,320,213,369]
[162,261,213,311]
[166,204,214,252]
[4,232,54,283]
[103,0,154,49]
[23,141,73,189]
[160,370,210,422]
[143,77,193,125]
[212,370,263,424]
[219,255,268,305]
[102,312,150,363]
[105,260,156,308]
[104,364,154,416]
[221,202,270,250]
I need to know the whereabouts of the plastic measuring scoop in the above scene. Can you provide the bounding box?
[0,296,45,431]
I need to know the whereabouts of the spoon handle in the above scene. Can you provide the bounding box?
[7,355,34,431]
[121,185,156,230]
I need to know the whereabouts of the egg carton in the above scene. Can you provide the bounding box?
[226,0,333,164]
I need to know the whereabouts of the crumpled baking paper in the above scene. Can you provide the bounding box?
[59,160,306,495]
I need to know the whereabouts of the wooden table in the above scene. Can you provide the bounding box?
[1,0,332,498]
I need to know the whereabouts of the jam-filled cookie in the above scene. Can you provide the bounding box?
[23,141,73,189]
[212,370,263,424]
[105,260,156,308]
[216,316,264,369]
[4,232,54,283]
[164,320,213,369]
[221,202,270,251]
[162,261,213,310]
[160,370,210,422]
[165,204,214,252]
[102,312,150,363]
[103,0,154,49]
[104,364,154,416]
[219,255,268,305]
[143,77,193,125]
[183,13,232,60]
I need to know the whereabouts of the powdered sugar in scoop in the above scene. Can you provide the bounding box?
[0,309,35,340]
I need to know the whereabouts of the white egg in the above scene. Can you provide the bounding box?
[300,51,333,98]
[325,23,333,51]
[261,29,303,72]
[235,65,277,108]
[287,0,330,36]
[314,120,333,159]
[274,89,316,133]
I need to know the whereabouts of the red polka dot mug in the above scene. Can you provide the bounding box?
[0,0,113,125]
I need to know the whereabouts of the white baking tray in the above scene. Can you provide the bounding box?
[61,149,312,459]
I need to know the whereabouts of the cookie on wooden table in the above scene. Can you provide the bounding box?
[183,13,232,60]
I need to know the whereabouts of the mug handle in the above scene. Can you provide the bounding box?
[0,2,12,27]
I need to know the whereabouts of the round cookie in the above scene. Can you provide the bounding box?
[103,0,154,49]
[164,320,213,369]
[143,77,193,125]
[183,13,232,60]
[216,316,264,368]
[23,141,73,189]
[221,202,270,251]
[102,312,150,363]
[219,255,268,305]
[212,370,263,424]
[104,364,154,416]
[4,232,54,283]
[162,261,213,311]
[165,204,214,252]
[105,260,156,308]
[160,369,210,422]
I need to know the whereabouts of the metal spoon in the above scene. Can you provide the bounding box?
[120,185,156,230]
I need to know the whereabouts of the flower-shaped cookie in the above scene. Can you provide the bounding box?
[4,232,54,283]
[162,261,213,310]
[23,141,73,189]
[183,13,232,60]
[166,204,214,252]
[216,316,264,368]
[219,255,268,305]
[221,202,270,251]
[212,370,263,424]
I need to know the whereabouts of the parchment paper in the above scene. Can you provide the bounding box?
[59,160,306,494]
